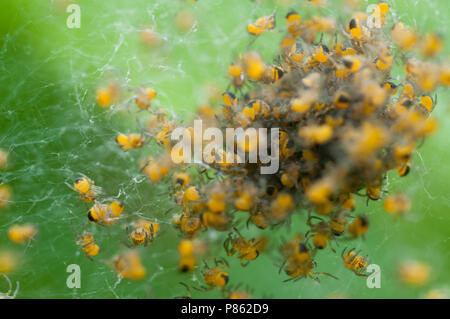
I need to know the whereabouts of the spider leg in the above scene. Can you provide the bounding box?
[239,258,250,267]
[315,272,338,280]
[328,239,336,253]
[341,247,347,261]
[223,235,232,256]
[283,276,297,283]
[278,258,288,275]
[308,274,320,283]
[354,271,369,278]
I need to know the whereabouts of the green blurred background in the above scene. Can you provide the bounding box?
[0,0,449,298]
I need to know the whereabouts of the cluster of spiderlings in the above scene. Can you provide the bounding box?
[83,2,449,294]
